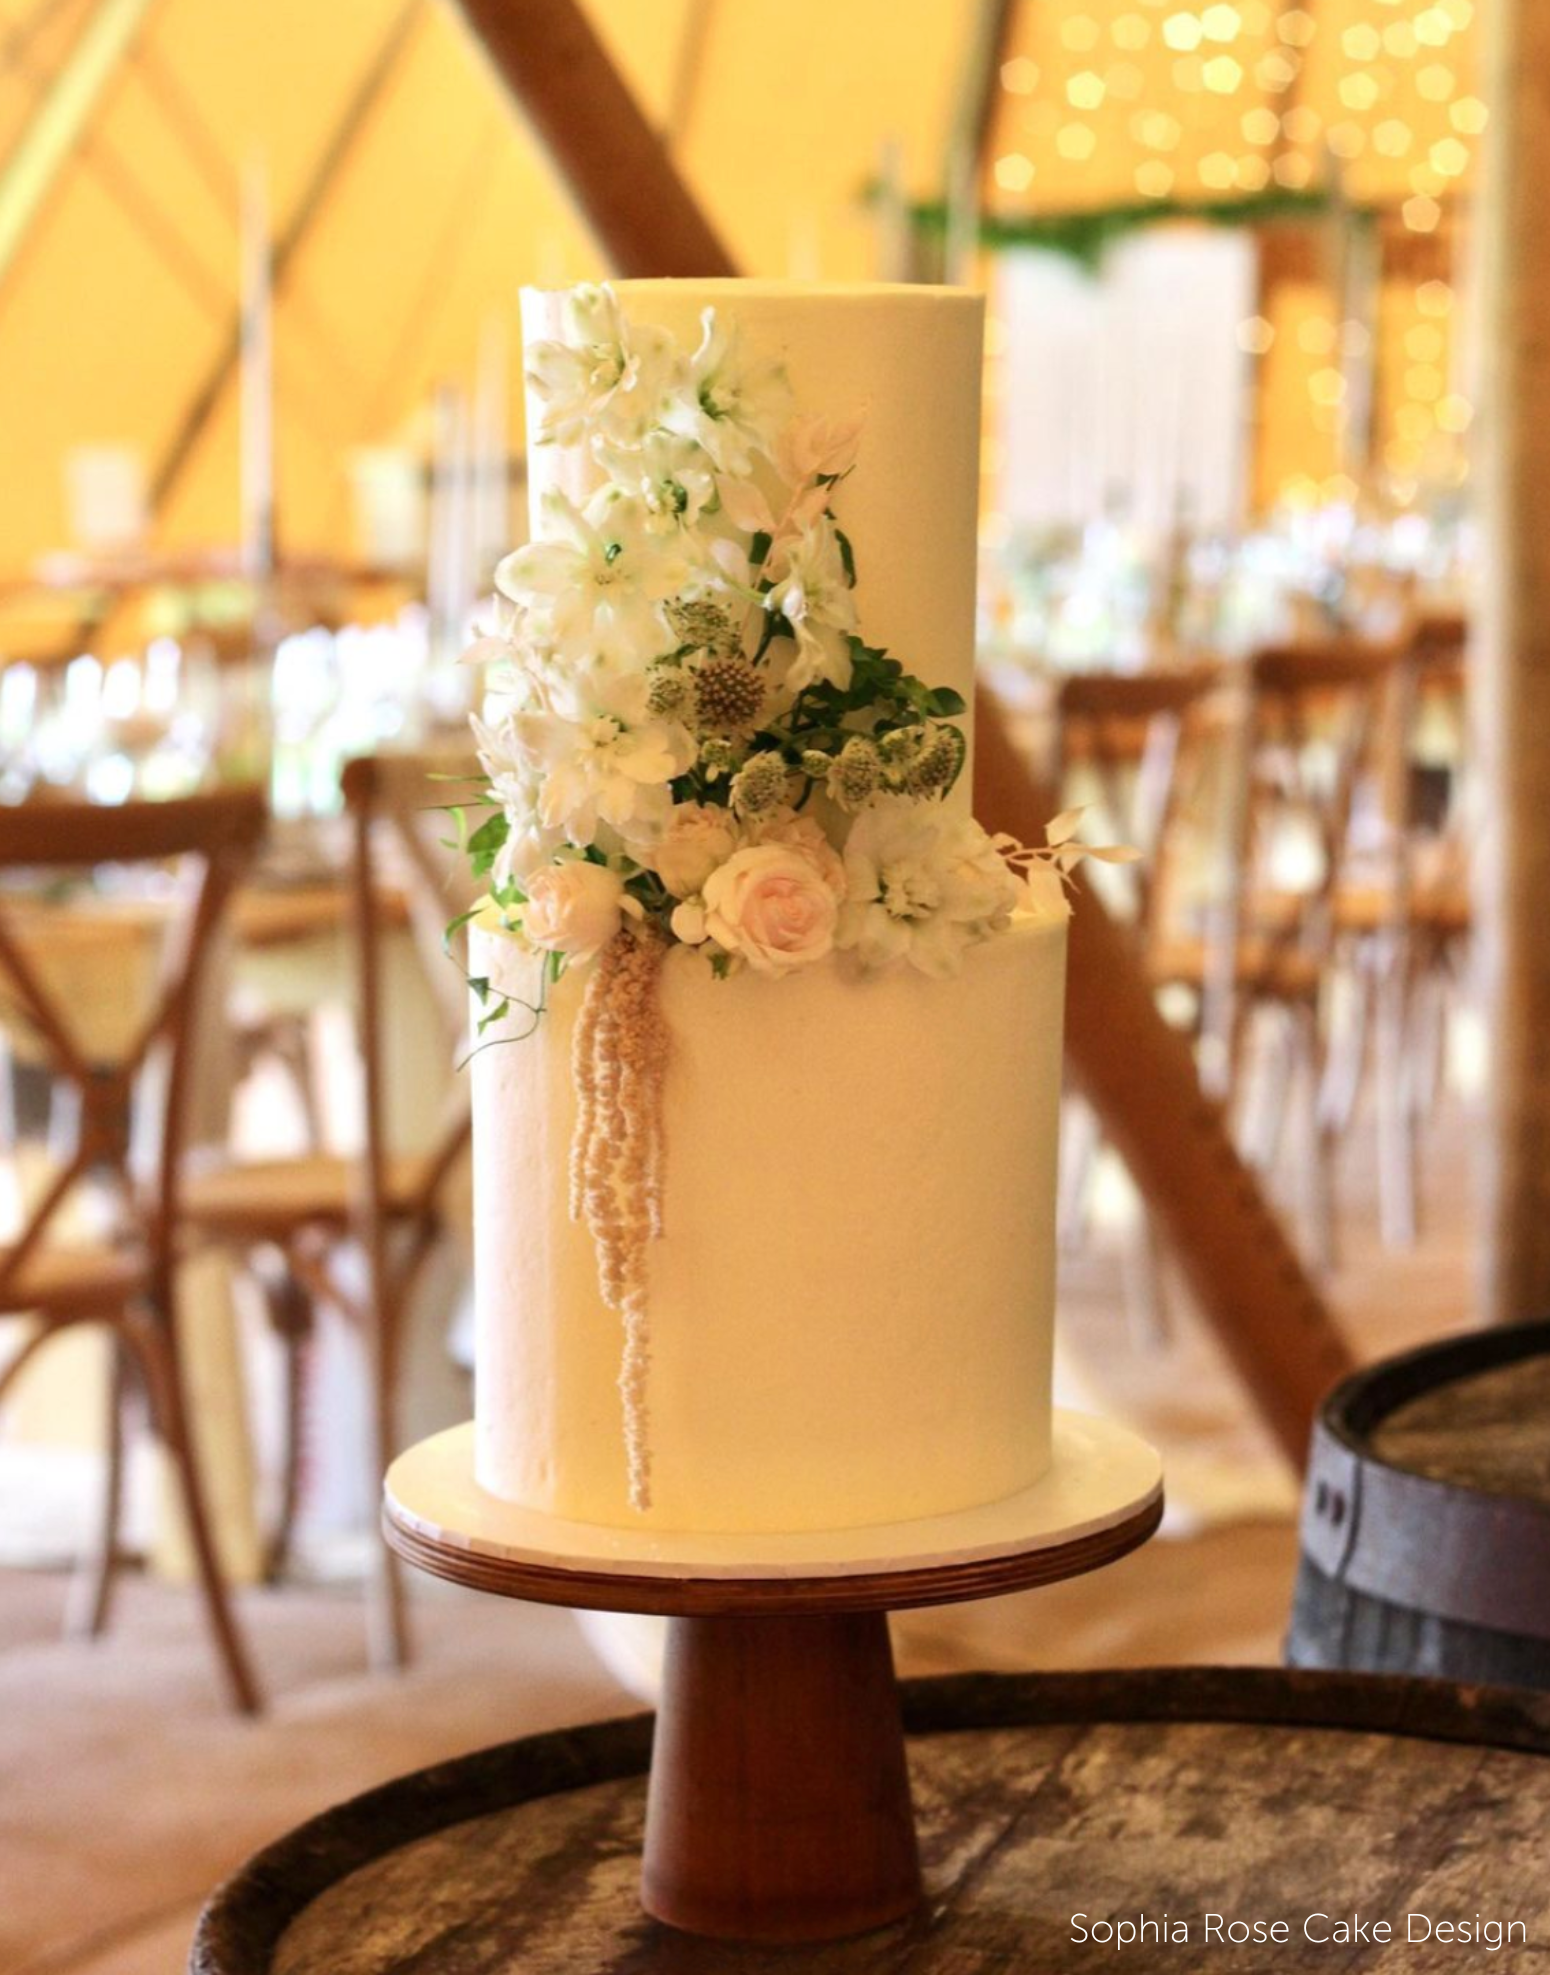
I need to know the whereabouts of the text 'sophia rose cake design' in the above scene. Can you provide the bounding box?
[459,280,1127,1534]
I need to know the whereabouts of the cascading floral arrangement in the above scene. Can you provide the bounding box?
[458,284,1070,1018]
[457,285,1122,1509]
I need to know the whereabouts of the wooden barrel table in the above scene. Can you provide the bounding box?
[191,1667,1550,1972]
[1288,1320,1550,1689]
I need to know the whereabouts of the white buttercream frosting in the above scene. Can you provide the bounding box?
[471,281,1065,1536]
[473,915,1065,1532]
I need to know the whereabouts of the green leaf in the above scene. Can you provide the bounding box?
[466,810,509,877]
[834,527,857,587]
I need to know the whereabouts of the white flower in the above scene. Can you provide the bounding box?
[765,514,858,692]
[495,489,691,667]
[525,285,678,448]
[651,801,738,898]
[700,843,843,977]
[521,860,637,962]
[472,710,565,888]
[665,307,791,477]
[594,430,718,534]
[837,800,1022,979]
[507,655,695,854]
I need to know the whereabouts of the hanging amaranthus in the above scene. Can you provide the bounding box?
[569,924,671,1511]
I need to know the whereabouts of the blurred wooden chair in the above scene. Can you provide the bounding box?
[0,788,268,1714]
[181,752,477,1670]
[1051,665,1222,947]
[1150,636,1402,1271]
[1049,666,1220,1342]
[1322,610,1473,1247]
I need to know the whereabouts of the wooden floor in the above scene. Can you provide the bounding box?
[0,1086,1481,1975]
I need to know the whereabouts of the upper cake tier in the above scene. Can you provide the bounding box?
[519,280,985,783]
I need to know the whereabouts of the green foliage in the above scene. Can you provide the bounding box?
[882,185,1359,269]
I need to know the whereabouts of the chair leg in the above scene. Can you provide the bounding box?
[127,1301,263,1716]
[364,1286,410,1672]
[1375,951,1419,1250]
[64,1338,129,1641]
[265,1331,307,1585]
[1291,1003,1336,1276]
[249,1250,315,1585]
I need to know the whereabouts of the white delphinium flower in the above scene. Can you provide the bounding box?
[837,799,1023,979]
[665,307,791,477]
[506,653,695,857]
[594,430,718,535]
[472,710,564,890]
[764,514,858,692]
[525,285,678,448]
[496,488,694,668]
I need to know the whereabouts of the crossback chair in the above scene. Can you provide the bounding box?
[0,788,267,1714]
[181,751,478,1669]
[1051,665,1222,949]
[1045,667,1221,1345]
[1152,635,1401,1269]
[1320,610,1472,1247]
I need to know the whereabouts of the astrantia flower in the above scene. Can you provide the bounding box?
[525,285,678,448]
[764,515,859,692]
[729,750,792,820]
[825,735,883,812]
[837,800,1022,979]
[496,489,692,667]
[505,656,695,855]
[692,651,766,736]
[665,307,791,477]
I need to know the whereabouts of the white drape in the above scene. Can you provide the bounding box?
[996,226,1256,540]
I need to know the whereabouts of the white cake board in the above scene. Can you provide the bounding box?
[385,1409,1162,1585]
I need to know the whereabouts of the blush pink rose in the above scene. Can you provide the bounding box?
[701,843,841,976]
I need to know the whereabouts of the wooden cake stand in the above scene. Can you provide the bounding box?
[384,1410,1162,1946]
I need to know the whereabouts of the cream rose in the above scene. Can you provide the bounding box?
[753,811,847,897]
[652,801,739,898]
[701,843,841,976]
[521,861,631,961]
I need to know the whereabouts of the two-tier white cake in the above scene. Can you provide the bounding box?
[468,281,1068,1536]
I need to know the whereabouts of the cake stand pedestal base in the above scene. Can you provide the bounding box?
[645,1610,919,1939]
[384,1411,1162,1946]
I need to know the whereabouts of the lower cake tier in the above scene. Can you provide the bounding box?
[471,915,1066,1534]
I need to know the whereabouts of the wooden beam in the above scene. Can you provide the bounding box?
[938,0,1016,282]
[1479,0,1550,1321]
[664,0,714,152]
[450,0,735,277]
[0,0,153,297]
[147,0,424,520]
[974,689,1354,1468]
